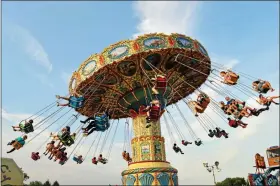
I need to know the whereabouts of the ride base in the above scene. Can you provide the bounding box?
[121,116,178,186]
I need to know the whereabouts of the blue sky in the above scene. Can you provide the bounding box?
[2,1,279,185]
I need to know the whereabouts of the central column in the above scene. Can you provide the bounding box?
[121,115,179,186]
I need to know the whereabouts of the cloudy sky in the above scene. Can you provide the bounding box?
[2,1,279,185]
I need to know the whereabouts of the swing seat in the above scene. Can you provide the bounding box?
[73,157,83,164]
[200,100,210,109]
[31,152,40,161]
[155,76,167,89]
[149,106,161,121]
[225,73,239,85]
[59,158,67,165]
[214,131,222,138]
[98,158,107,164]
[197,94,210,108]
[195,140,202,146]
[258,87,269,94]
[12,141,23,150]
[95,116,110,132]
[58,131,70,140]
[19,123,34,133]
[194,102,206,113]
[69,96,85,109]
[60,135,75,146]
[122,152,126,159]
[124,154,132,162]
[92,158,98,165]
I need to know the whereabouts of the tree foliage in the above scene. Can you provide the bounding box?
[23,173,30,181]
[24,180,60,186]
[52,181,60,186]
[216,177,249,186]
[29,181,43,186]
[43,180,52,186]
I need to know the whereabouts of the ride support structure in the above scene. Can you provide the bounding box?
[121,116,178,186]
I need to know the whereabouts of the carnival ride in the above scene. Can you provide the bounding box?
[248,146,279,186]
[6,33,279,185]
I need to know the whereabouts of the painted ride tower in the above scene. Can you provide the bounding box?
[121,116,178,186]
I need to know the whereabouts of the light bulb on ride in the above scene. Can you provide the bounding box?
[215,161,219,168]
[203,162,208,167]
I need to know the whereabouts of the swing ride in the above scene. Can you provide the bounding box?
[6,33,279,186]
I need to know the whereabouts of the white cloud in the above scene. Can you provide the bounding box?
[132,1,202,38]
[2,108,33,124]
[209,54,241,70]
[61,71,71,85]
[6,23,52,73]
[34,73,54,89]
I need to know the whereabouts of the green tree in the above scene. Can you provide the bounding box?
[43,180,52,186]
[52,181,59,186]
[29,181,43,186]
[216,177,248,186]
[23,173,30,181]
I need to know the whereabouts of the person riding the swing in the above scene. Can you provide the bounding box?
[220,102,233,115]
[73,155,83,164]
[124,152,132,162]
[82,111,110,136]
[173,143,184,154]
[50,126,71,140]
[195,139,203,146]
[122,151,126,159]
[43,140,56,155]
[220,70,239,85]
[81,110,110,125]
[213,127,228,138]
[257,94,280,107]
[181,140,192,146]
[51,130,76,146]
[151,74,167,94]
[189,100,208,117]
[227,100,251,117]
[92,157,98,165]
[225,97,245,106]
[252,79,275,94]
[84,112,110,135]
[7,135,28,153]
[225,97,266,117]
[59,152,68,165]
[53,147,67,162]
[56,90,85,109]
[232,102,267,118]
[227,118,248,128]
[208,129,216,138]
[12,119,34,133]
[31,152,40,161]
[58,132,76,146]
[144,98,161,128]
[186,93,210,117]
[98,154,108,164]
[197,93,210,106]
